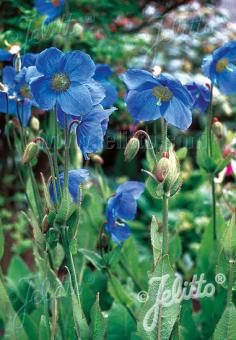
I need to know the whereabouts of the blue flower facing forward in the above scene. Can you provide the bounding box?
[105,181,145,244]
[121,70,193,130]
[30,47,105,115]
[202,40,236,94]
[94,64,118,108]
[49,169,89,204]
[185,82,210,114]
[35,0,64,25]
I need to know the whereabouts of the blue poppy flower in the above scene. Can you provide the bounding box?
[121,70,193,130]
[105,181,144,244]
[30,47,104,115]
[202,40,236,94]
[21,53,38,68]
[57,104,114,160]
[49,169,89,204]
[35,0,64,25]
[185,82,210,114]
[94,64,118,108]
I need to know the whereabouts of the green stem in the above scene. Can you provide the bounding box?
[211,178,217,240]
[35,137,58,205]
[162,193,169,255]
[53,107,61,195]
[227,259,234,304]
[61,228,79,298]
[134,129,157,163]
[161,118,168,152]
[64,113,69,192]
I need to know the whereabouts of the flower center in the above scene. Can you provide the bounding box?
[51,73,70,92]
[216,58,229,72]
[51,0,60,7]
[152,85,173,106]
[20,85,32,99]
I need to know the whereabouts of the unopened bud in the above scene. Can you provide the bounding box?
[212,120,225,139]
[30,116,40,131]
[0,83,6,92]
[90,154,104,165]
[42,215,49,233]
[22,141,38,164]
[15,53,22,72]
[72,23,84,37]
[155,157,171,182]
[100,233,108,247]
[124,137,140,161]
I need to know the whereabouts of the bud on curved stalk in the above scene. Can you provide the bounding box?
[212,118,225,139]
[124,137,140,161]
[41,215,49,234]
[22,141,39,164]
[154,153,170,182]
[90,154,104,165]
[30,116,40,131]
[15,53,22,72]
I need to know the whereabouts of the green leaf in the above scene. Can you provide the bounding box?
[104,246,121,268]
[145,176,164,200]
[78,248,106,270]
[90,294,107,340]
[0,227,4,260]
[176,147,188,160]
[214,154,231,175]
[196,130,220,172]
[107,303,136,340]
[137,255,180,340]
[108,274,134,308]
[213,303,236,340]
[38,315,49,340]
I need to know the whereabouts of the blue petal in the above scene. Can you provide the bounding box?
[121,69,158,90]
[126,89,162,122]
[57,84,93,115]
[94,64,113,80]
[3,66,16,89]
[85,79,105,105]
[30,76,57,110]
[21,53,38,67]
[202,55,213,80]
[105,218,130,245]
[116,181,145,199]
[63,51,95,83]
[36,47,64,76]
[163,97,192,130]
[99,80,118,108]
[0,49,13,62]
[216,64,236,95]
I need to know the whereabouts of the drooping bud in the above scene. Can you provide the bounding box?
[212,120,225,139]
[124,137,140,161]
[72,22,84,37]
[30,116,40,131]
[22,141,39,164]
[41,215,49,234]
[154,156,171,182]
[15,53,22,72]
[90,154,104,165]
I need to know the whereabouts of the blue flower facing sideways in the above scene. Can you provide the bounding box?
[35,0,64,25]
[57,104,115,160]
[105,181,145,244]
[94,64,118,108]
[121,70,194,130]
[30,47,105,115]
[185,82,210,114]
[202,40,236,94]
[49,169,89,204]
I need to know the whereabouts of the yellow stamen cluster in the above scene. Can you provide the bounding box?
[152,85,173,105]
[51,73,70,92]
[216,58,228,73]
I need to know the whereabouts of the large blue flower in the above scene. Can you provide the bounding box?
[30,48,105,115]
[202,40,236,94]
[35,0,64,25]
[185,82,210,114]
[94,64,118,108]
[49,169,89,204]
[57,104,114,160]
[121,70,193,130]
[105,181,144,244]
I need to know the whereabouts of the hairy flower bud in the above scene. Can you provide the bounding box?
[30,116,40,131]
[154,156,171,182]
[90,154,104,165]
[41,215,49,234]
[124,137,140,161]
[22,141,38,164]
[212,120,225,139]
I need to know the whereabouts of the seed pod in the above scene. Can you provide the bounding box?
[22,141,38,164]
[154,156,171,182]
[41,215,49,234]
[30,116,40,131]
[212,121,225,139]
[124,137,140,161]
